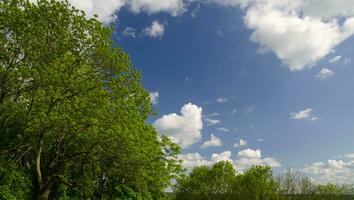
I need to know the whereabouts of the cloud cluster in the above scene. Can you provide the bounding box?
[235,148,281,170]
[153,103,203,148]
[179,149,281,171]
[302,153,354,184]
[68,0,354,69]
[290,108,319,121]
[178,152,212,169]
[211,151,232,162]
[209,0,354,71]
[68,0,186,23]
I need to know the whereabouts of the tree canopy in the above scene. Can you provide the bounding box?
[174,161,278,200]
[0,0,181,199]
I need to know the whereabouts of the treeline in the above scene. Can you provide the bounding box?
[174,161,354,200]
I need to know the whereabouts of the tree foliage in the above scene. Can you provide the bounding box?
[0,0,181,199]
[174,161,236,200]
[174,162,278,200]
[233,165,278,200]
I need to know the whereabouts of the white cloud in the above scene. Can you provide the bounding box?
[235,148,281,170]
[68,0,186,23]
[153,103,203,148]
[302,152,354,184]
[201,134,222,148]
[342,153,354,159]
[238,148,261,159]
[217,127,229,132]
[178,152,211,169]
[179,149,280,171]
[233,139,247,147]
[290,108,319,121]
[122,27,136,38]
[329,56,342,63]
[216,97,228,103]
[178,151,231,169]
[211,151,232,162]
[316,68,335,80]
[149,91,159,105]
[302,0,354,19]
[209,0,354,71]
[129,0,186,16]
[205,118,221,126]
[143,20,166,38]
[69,0,125,24]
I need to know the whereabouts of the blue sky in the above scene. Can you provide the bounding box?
[70,0,354,183]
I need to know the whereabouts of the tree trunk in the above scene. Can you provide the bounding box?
[37,186,51,200]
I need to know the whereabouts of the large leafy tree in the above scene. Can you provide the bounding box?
[0,0,181,199]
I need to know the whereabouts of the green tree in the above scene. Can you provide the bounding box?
[174,161,236,200]
[0,0,181,199]
[233,166,278,200]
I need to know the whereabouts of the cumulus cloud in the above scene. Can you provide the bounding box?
[153,103,203,148]
[149,91,159,105]
[68,0,186,23]
[68,0,125,24]
[233,139,247,147]
[179,151,232,169]
[290,108,319,121]
[143,20,166,38]
[211,151,232,162]
[201,134,222,148]
[235,148,281,170]
[178,152,211,169]
[316,68,335,80]
[129,0,186,16]
[209,0,354,71]
[302,152,354,184]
